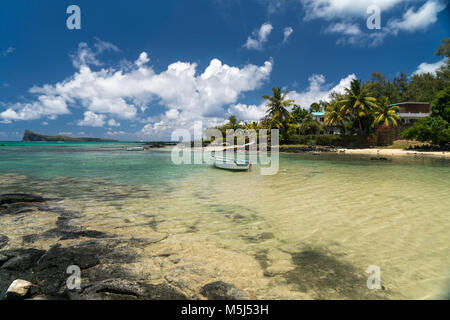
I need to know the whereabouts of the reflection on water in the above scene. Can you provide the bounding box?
[0,143,449,299]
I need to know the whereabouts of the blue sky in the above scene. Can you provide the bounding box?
[0,0,448,141]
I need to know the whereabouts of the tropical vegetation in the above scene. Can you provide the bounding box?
[212,38,450,148]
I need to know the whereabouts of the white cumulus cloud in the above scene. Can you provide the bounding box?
[300,0,447,46]
[288,74,356,108]
[226,73,357,123]
[77,111,106,127]
[244,23,274,50]
[1,41,273,140]
[283,27,294,43]
[325,23,362,36]
[0,96,70,121]
[107,119,121,127]
[301,0,407,20]
[412,58,446,75]
[387,0,446,34]
[227,103,268,122]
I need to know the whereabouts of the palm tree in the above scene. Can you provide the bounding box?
[226,115,241,130]
[262,87,294,135]
[310,102,322,112]
[373,96,401,127]
[325,101,348,134]
[244,121,259,130]
[340,79,378,135]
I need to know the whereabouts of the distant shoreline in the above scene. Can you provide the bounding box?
[331,148,450,158]
[278,146,450,158]
[1,141,449,159]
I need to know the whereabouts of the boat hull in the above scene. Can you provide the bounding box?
[213,160,251,171]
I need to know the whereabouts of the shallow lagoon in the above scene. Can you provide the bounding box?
[1,142,449,299]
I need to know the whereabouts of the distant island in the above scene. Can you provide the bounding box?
[22,130,118,142]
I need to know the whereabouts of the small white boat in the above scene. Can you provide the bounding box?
[126,146,144,151]
[212,157,252,171]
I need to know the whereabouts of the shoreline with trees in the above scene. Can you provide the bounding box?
[209,38,450,157]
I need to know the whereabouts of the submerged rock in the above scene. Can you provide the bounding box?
[0,248,46,271]
[67,279,188,300]
[0,203,35,215]
[200,281,249,300]
[0,194,46,217]
[0,254,8,264]
[0,194,45,206]
[0,235,8,249]
[240,232,274,243]
[0,240,139,299]
[5,279,34,300]
[21,206,110,244]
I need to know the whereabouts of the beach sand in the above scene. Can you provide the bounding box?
[336,148,450,158]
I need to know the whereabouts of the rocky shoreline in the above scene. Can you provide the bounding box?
[0,194,249,300]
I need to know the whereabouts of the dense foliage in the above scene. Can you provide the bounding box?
[402,86,450,146]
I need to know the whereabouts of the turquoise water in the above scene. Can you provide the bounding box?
[1,142,449,299]
[0,141,197,184]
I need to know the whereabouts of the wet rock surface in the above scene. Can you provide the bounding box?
[0,194,46,216]
[22,207,110,244]
[0,238,246,300]
[200,281,249,300]
[0,192,248,300]
[68,279,188,300]
[0,194,45,206]
[0,240,136,299]
[0,235,8,249]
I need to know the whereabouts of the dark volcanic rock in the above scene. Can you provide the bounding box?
[0,254,7,264]
[0,194,46,217]
[0,249,46,299]
[0,194,45,206]
[67,279,188,300]
[200,281,249,300]
[0,235,8,249]
[1,249,46,271]
[0,203,35,215]
[0,240,137,299]
[60,230,108,240]
[32,243,103,295]
[0,239,192,300]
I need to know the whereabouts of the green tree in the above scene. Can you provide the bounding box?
[435,38,450,82]
[225,115,241,130]
[310,102,322,112]
[393,72,409,102]
[324,101,348,134]
[262,87,294,137]
[431,86,450,122]
[340,79,378,135]
[299,116,323,135]
[292,105,309,124]
[402,116,450,146]
[408,73,446,102]
[363,72,400,102]
[373,96,401,127]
